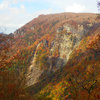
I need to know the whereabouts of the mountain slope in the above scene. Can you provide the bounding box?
[28,27,100,100]
[0,13,100,100]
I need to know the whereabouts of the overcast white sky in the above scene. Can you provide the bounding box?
[0,0,99,34]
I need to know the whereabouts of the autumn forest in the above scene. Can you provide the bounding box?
[0,12,100,100]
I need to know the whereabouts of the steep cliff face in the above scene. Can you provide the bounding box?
[27,42,43,85]
[27,23,90,85]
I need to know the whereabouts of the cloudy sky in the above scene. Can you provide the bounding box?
[0,0,99,34]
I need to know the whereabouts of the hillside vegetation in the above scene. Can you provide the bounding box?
[0,13,100,100]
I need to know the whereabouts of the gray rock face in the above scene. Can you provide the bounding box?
[27,67,43,86]
[14,30,25,37]
[48,32,77,72]
[27,23,89,86]
[27,42,43,86]
[56,27,63,33]
[56,24,89,40]
[30,26,34,30]
[43,39,48,47]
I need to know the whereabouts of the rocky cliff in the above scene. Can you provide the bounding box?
[27,23,92,85]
